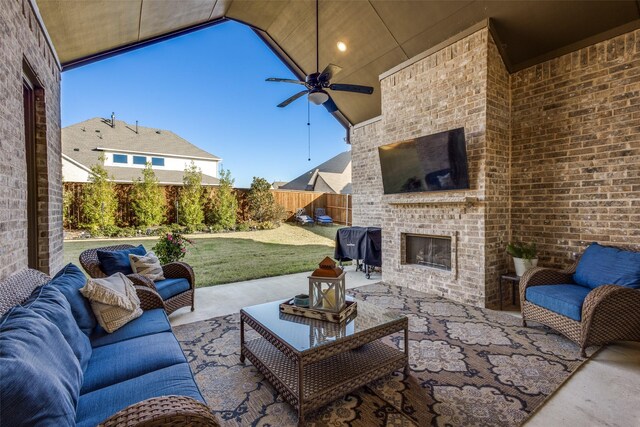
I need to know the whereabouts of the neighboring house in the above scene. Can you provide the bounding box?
[62,116,221,185]
[271,181,288,190]
[280,151,352,194]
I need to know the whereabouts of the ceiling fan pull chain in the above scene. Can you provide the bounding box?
[307,100,311,161]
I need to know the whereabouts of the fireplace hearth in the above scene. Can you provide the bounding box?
[403,234,452,271]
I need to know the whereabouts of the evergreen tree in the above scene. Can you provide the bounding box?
[247,176,284,223]
[131,163,166,227]
[205,168,238,230]
[178,161,204,228]
[81,155,118,231]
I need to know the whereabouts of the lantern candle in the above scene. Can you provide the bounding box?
[323,287,336,309]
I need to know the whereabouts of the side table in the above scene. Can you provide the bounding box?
[499,273,521,310]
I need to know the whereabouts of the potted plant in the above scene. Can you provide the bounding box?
[506,242,538,277]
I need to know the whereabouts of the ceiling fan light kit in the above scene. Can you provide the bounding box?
[265,0,373,114]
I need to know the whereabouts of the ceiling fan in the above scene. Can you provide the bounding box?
[266,0,374,114]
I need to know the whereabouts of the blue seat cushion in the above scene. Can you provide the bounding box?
[76,363,205,427]
[0,307,82,427]
[97,245,146,276]
[155,278,190,300]
[90,308,171,348]
[81,332,187,394]
[573,243,640,289]
[50,263,96,335]
[526,284,592,321]
[23,284,92,372]
[316,215,333,223]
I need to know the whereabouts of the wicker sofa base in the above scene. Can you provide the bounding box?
[522,301,584,354]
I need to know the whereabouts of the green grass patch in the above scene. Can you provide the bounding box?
[63,223,344,287]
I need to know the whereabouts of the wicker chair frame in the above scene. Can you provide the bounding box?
[520,245,640,357]
[79,244,195,315]
[0,269,218,426]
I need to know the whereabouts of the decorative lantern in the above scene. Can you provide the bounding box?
[308,257,346,313]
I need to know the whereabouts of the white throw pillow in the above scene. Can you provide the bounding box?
[80,273,142,333]
[129,251,165,281]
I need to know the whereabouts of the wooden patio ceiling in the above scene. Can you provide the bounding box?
[36,0,640,125]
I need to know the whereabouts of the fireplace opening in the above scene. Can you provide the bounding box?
[403,234,452,271]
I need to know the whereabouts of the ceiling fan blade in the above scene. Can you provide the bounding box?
[266,78,308,86]
[322,95,338,113]
[277,90,309,108]
[319,64,342,82]
[329,83,374,94]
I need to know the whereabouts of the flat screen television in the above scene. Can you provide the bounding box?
[378,128,469,194]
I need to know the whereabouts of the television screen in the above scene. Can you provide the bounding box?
[378,128,469,194]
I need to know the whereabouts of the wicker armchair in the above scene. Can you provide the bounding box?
[520,245,640,357]
[80,244,195,315]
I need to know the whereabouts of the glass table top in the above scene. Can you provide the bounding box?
[241,298,405,353]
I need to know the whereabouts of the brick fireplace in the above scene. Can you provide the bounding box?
[350,24,640,308]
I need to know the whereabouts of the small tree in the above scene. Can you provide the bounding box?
[62,185,75,228]
[131,163,166,228]
[205,168,238,230]
[178,161,204,228]
[246,176,284,224]
[81,155,118,231]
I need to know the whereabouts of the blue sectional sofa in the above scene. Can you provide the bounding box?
[520,243,640,357]
[0,265,218,427]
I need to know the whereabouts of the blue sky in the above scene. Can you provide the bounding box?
[61,21,348,188]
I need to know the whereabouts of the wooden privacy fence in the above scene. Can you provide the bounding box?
[64,183,351,228]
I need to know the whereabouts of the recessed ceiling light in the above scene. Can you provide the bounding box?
[337,41,347,52]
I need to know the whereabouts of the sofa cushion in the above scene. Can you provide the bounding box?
[81,332,188,393]
[573,243,640,290]
[0,307,82,427]
[526,284,592,321]
[80,273,143,333]
[90,308,171,348]
[50,263,96,335]
[129,251,165,281]
[23,284,92,372]
[76,363,205,427]
[97,245,146,276]
[155,277,191,300]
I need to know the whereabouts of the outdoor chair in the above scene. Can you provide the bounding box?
[79,244,195,314]
[295,208,315,226]
[520,243,640,356]
[314,208,334,225]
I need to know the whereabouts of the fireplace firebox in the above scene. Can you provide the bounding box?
[403,234,452,271]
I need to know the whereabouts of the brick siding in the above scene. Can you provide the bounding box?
[0,0,62,279]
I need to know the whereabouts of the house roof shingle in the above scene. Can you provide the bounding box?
[281,151,351,194]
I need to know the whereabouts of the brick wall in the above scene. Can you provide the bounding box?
[351,29,511,307]
[0,0,62,278]
[511,29,640,268]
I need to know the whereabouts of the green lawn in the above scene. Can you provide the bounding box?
[64,223,343,287]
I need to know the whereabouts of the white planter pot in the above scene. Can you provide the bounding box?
[513,257,538,277]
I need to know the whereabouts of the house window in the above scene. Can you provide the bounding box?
[133,156,147,165]
[151,157,165,167]
[113,154,128,164]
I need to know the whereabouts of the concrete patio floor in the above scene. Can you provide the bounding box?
[169,270,640,427]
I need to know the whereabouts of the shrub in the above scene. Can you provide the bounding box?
[81,155,118,231]
[205,168,238,230]
[153,232,194,265]
[131,163,166,227]
[506,242,537,260]
[63,186,75,228]
[246,177,286,224]
[178,162,204,228]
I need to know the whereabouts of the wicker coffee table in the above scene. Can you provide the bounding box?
[240,299,408,425]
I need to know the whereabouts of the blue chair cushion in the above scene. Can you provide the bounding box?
[526,284,592,321]
[81,332,188,393]
[23,284,92,372]
[90,308,171,348]
[0,307,82,426]
[50,263,96,336]
[97,245,146,276]
[76,363,205,427]
[573,243,640,289]
[316,215,333,223]
[155,278,190,300]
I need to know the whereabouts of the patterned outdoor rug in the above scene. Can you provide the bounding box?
[174,283,595,426]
